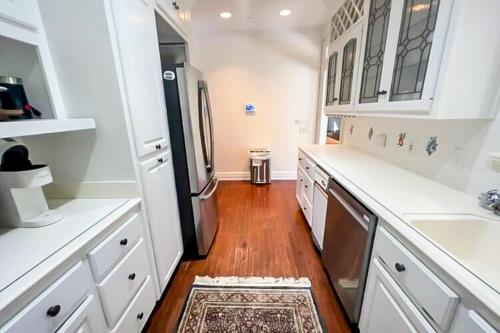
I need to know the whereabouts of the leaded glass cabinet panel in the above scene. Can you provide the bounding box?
[359,0,391,104]
[390,0,441,101]
[339,38,357,105]
[326,52,338,106]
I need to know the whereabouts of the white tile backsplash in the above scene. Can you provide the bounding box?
[341,116,499,196]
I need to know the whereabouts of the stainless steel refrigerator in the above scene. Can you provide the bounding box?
[161,62,219,257]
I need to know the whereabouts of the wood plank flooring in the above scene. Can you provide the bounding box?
[146,180,351,333]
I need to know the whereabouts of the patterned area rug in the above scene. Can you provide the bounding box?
[177,276,324,333]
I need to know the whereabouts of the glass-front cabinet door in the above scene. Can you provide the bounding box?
[355,0,452,114]
[326,22,363,113]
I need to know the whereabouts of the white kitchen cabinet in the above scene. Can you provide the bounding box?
[354,0,452,114]
[312,184,328,249]
[0,262,103,333]
[140,151,183,291]
[155,0,193,39]
[56,295,106,333]
[0,0,39,31]
[110,0,170,158]
[359,258,436,333]
[296,167,305,206]
[325,22,363,114]
[450,307,497,333]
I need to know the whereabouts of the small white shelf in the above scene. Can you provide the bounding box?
[489,152,500,162]
[0,118,96,138]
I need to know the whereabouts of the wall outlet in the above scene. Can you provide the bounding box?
[374,134,387,147]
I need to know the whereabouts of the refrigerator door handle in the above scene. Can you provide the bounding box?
[200,178,219,200]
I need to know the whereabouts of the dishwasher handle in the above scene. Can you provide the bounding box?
[328,186,371,231]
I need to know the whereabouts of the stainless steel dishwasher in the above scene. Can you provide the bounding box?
[322,177,377,325]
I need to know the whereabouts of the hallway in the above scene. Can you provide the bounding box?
[147,181,351,332]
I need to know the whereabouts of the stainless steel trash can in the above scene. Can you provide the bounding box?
[248,149,271,184]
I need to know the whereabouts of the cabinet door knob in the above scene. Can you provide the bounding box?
[120,238,128,246]
[333,97,339,102]
[155,144,161,150]
[395,263,406,272]
[137,312,144,320]
[172,1,179,9]
[128,273,136,280]
[46,305,61,317]
[305,185,308,188]
[158,157,164,164]
[377,90,388,96]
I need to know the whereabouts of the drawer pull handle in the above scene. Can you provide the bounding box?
[321,180,326,186]
[137,312,144,320]
[395,263,406,272]
[158,157,164,164]
[306,167,310,170]
[128,273,136,280]
[305,185,308,188]
[156,144,162,150]
[46,305,61,317]
[120,238,128,246]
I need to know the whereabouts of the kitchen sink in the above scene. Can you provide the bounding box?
[404,214,500,292]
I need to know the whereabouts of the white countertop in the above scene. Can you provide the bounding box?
[299,144,500,316]
[0,198,141,314]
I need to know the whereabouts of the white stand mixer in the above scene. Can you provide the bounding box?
[0,140,63,228]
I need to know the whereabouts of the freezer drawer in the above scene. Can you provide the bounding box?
[191,177,219,255]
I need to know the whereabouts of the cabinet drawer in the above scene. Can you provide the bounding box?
[301,193,313,227]
[110,276,156,333]
[450,307,497,333]
[2,262,91,333]
[375,227,459,331]
[97,239,151,327]
[298,152,307,170]
[314,167,329,191]
[56,294,104,333]
[88,212,142,281]
[303,158,316,179]
[303,174,314,204]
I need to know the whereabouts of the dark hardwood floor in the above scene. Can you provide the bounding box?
[146,180,351,333]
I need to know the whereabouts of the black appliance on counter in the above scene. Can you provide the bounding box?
[0,76,42,121]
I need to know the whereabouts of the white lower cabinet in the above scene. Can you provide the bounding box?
[450,306,497,333]
[97,239,151,327]
[1,205,160,333]
[361,226,499,333]
[360,259,436,333]
[110,277,156,333]
[56,295,106,333]
[140,151,183,291]
[311,184,328,249]
[1,262,99,333]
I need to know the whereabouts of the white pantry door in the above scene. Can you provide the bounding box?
[110,0,170,158]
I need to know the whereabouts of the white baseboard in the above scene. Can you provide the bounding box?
[216,170,297,181]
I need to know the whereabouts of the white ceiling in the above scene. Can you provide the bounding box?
[191,0,339,32]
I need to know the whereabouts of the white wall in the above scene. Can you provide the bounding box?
[190,29,323,179]
[341,116,500,196]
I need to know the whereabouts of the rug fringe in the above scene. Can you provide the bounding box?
[193,276,312,288]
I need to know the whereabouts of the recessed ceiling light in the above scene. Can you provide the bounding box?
[220,12,232,19]
[280,9,292,16]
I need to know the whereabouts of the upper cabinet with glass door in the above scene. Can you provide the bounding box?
[354,0,500,118]
[356,0,451,114]
[325,22,363,114]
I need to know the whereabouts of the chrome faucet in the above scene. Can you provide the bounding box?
[479,189,500,216]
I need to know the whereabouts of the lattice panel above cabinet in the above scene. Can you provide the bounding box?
[330,0,364,43]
